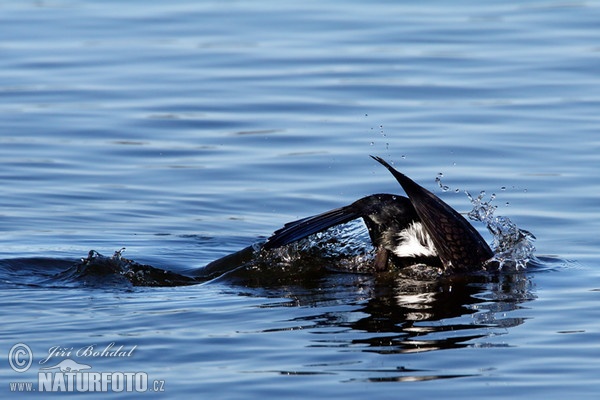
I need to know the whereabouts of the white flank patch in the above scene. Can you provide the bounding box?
[392,222,438,258]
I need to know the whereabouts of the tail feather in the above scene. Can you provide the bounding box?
[263,205,361,250]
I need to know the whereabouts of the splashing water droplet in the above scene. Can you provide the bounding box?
[436,172,454,192]
[466,191,535,270]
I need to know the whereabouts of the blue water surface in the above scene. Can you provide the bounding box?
[1,1,599,399]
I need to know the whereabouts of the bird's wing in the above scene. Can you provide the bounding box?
[263,205,361,250]
[371,155,493,270]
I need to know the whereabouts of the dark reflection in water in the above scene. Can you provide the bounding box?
[367,273,528,354]
[203,250,537,381]
[223,255,538,382]
[253,269,534,357]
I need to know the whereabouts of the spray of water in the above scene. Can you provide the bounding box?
[465,190,536,270]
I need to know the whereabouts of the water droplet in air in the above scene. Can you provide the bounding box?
[465,190,535,270]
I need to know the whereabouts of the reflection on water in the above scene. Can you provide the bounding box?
[207,254,537,384]
[262,270,534,356]
[229,261,538,382]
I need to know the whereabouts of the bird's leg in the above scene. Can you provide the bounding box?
[373,245,389,271]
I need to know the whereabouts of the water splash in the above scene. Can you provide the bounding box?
[264,219,376,272]
[57,248,197,286]
[465,191,536,270]
[435,173,451,192]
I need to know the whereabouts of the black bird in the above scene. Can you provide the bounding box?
[263,156,493,273]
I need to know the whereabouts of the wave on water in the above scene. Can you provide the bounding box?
[59,249,198,287]
[0,249,198,289]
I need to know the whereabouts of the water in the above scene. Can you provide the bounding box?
[1,0,600,398]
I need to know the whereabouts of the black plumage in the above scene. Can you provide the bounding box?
[263,156,493,272]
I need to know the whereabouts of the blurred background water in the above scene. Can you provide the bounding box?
[1,1,599,398]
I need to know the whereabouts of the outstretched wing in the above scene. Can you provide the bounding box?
[262,205,362,250]
[263,193,417,252]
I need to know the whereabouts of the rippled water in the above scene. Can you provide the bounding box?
[2,1,600,398]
